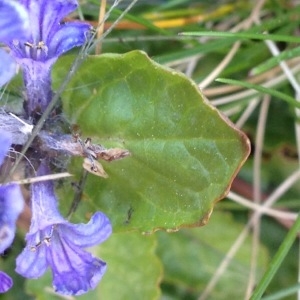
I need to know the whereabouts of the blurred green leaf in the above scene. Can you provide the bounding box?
[99,232,162,300]
[157,211,269,299]
[53,50,249,233]
[26,271,58,300]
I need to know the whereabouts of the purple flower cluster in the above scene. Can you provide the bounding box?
[0,0,112,296]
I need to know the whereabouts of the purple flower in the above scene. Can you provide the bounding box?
[0,185,24,254]
[16,163,112,296]
[0,132,24,293]
[0,0,29,87]
[7,0,92,115]
[0,272,13,294]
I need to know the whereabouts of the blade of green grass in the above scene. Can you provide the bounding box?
[154,37,234,64]
[241,8,300,35]
[261,283,300,300]
[252,46,300,75]
[216,78,300,108]
[109,7,171,35]
[179,31,300,43]
[250,212,300,300]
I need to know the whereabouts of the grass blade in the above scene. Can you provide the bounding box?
[250,212,300,300]
[216,78,300,108]
[179,31,300,43]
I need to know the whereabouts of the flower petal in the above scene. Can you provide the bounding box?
[6,0,91,115]
[0,0,29,43]
[15,233,48,278]
[29,163,65,232]
[50,22,92,57]
[20,59,53,114]
[0,271,12,293]
[20,0,78,44]
[0,184,24,253]
[0,131,11,165]
[47,234,106,295]
[0,50,16,87]
[62,212,112,248]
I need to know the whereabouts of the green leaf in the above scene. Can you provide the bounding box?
[26,271,58,300]
[99,232,162,300]
[157,211,269,299]
[54,50,249,233]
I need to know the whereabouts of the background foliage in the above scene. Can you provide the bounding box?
[1,0,300,299]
